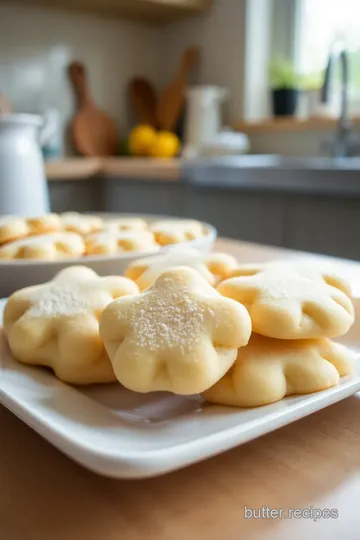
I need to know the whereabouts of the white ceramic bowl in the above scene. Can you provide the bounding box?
[0,214,217,297]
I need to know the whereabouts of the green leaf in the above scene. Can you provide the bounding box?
[268,57,300,89]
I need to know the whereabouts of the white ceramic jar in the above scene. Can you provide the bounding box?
[184,86,229,157]
[0,114,50,216]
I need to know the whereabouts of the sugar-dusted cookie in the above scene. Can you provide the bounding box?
[205,252,238,282]
[3,266,139,384]
[218,261,354,339]
[26,213,62,235]
[0,215,29,245]
[85,230,158,256]
[104,217,148,233]
[0,232,85,260]
[0,213,61,245]
[150,219,204,245]
[61,212,103,235]
[125,249,237,291]
[100,266,252,395]
[203,334,354,408]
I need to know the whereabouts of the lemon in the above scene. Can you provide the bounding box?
[149,131,180,159]
[129,125,157,156]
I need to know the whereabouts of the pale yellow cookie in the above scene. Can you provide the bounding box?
[205,252,238,282]
[203,334,355,408]
[0,213,61,245]
[3,266,139,385]
[100,266,252,395]
[0,232,85,260]
[27,213,62,235]
[0,215,29,245]
[85,230,158,256]
[218,261,354,339]
[104,217,148,232]
[150,219,204,245]
[61,212,103,235]
[125,249,237,291]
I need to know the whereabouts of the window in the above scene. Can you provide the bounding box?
[296,0,360,98]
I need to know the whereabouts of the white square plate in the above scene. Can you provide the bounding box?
[1,298,360,479]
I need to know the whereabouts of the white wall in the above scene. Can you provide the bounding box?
[243,0,272,120]
[0,1,332,157]
[0,2,162,153]
[161,0,246,124]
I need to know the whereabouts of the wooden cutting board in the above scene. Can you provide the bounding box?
[129,77,158,127]
[68,61,120,157]
[157,47,199,132]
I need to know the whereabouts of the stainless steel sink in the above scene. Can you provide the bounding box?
[182,155,360,195]
[185,154,360,170]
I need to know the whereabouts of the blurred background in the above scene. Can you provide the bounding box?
[1,0,360,260]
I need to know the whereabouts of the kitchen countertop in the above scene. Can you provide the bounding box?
[46,158,181,181]
[45,158,102,180]
[183,156,360,196]
[2,237,360,540]
[46,156,360,197]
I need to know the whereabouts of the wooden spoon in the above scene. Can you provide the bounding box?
[68,61,120,156]
[129,77,158,127]
[157,47,200,132]
[0,94,12,114]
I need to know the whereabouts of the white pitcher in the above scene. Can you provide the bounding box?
[0,114,50,216]
[184,86,229,157]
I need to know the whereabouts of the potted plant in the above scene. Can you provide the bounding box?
[269,58,301,117]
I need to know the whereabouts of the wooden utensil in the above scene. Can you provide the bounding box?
[0,94,12,114]
[129,77,158,127]
[157,46,199,132]
[67,61,120,156]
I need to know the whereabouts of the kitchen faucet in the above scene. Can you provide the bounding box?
[321,43,351,158]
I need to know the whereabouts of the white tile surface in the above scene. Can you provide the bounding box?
[161,0,246,123]
[0,2,162,152]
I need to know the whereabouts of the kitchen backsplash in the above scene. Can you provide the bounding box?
[161,0,246,125]
[0,2,162,153]
[0,1,249,155]
[1,1,322,158]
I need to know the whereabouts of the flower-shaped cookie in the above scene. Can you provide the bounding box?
[203,334,354,407]
[0,215,29,244]
[218,261,354,339]
[100,266,252,394]
[0,213,61,245]
[150,219,205,245]
[205,252,238,282]
[104,217,148,232]
[125,249,237,291]
[61,212,103,235]
[3,266,139,384]
[0,232,85,260]
[85,230,158,256]
[26,213,62,235]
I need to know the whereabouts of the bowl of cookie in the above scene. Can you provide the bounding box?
[0,212,217,297]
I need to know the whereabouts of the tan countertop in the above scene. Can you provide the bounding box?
[235,116,360,134]
[45,158,182,181]
[2,238,360,540]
